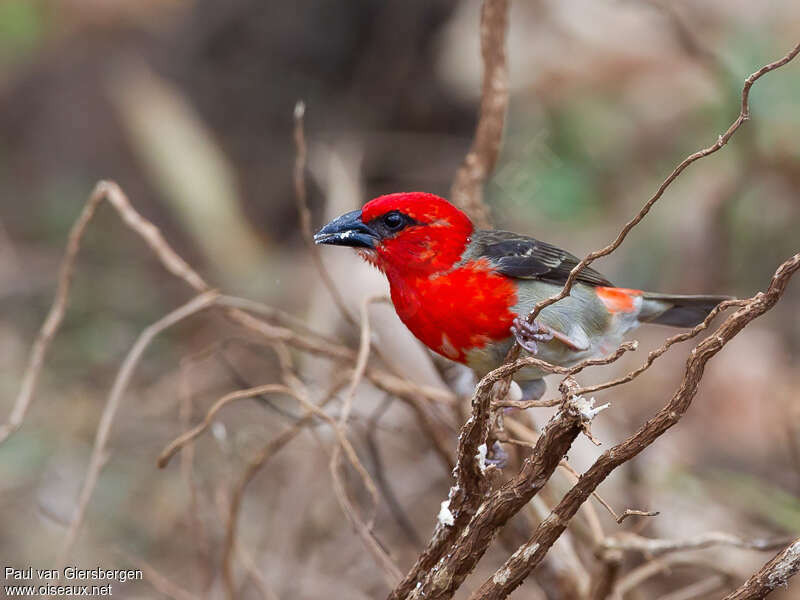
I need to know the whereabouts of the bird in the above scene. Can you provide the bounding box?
[314,192,729,401]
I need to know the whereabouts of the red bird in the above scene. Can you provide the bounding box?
[315,192,728,400]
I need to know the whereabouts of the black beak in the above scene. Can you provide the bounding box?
[314,209,378,249]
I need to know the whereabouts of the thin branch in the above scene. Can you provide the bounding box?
[177,349,214,589]
[119,551,202,600]
[391,393,597,599]
[611,556,736,600]
[615,509,660,525]
[340,294,384,428]
[220,379,343,600]
[1,180,209,445]
[329,294,403,586]
[655,575,726,600]
[601,532,795,557]
[575,299,745,397]
[383,42,800,600]
[469,251,800,600]
[235,542,281,600]
[293,101,355,325]
[449,0,510,227]
[502,417,630,543]
[55,290,219,566]
[158,383,298,468]
[18,181,452,427]
[213,295,457,408]
[522,40,800,328]
[365,396,423,546]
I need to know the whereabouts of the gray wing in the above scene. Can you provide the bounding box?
[470,230,613,287]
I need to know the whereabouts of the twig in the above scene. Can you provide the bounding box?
[615,509,660,525]
[56,290,219,565]
[391,393,596,599]
[468,251,800,600]
[216,340,301,420]
[177,350,213,589]
[555,458,655,533]
[722,538,800,600]
[212,296,457,408]
[365,396,423,546]
[330,453,404,588]
[601,532,794,557]
[500,419,607,544]
[493,397,561,409]
[234,536,281,600]
[385,42,800,600]
[575,299,745,397]
[522,40,800,328]
[1,180,209,446]
[528,495,592,598]
[158,383,297,468]
[611,556,735,600]
[220,380,343,600]
[216,294,342,347]
[655,575,726,600]
[293,101,355,325]
[341,294,383,427]
[449,0,510,227]
[118,551,201,600]
[329,294,403,586]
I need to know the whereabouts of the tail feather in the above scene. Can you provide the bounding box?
[639,293,732,328]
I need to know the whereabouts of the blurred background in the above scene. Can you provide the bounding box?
[1,0,799,598]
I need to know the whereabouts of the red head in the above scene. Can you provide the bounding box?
[315,192,474,277]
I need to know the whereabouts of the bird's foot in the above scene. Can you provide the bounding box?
[511,317,555,355]
[485,441,509,469]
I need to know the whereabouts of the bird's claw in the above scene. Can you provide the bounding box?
[511,317,555,355]
[486,441,508,469]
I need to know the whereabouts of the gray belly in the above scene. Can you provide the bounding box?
[465,283,639,382]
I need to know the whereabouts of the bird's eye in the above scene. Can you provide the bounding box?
[382,211,405,231]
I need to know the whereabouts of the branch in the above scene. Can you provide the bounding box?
[56,290,219,565]
[449,0,510,228]
[722,538,800,600]
[522,40,800,327]
[574,299,745,397]
[655,575,726,600]
[601,531,795,557]
[158,383,300,468]
[390,391,603,599]
[611,555,736,600]
[328,295,404,586]
[469,252,800,600]
[220,378,343,600]
[293,101,355,325]
[2,180,210,446]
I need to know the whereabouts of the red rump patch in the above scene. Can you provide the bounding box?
[595,287,643,313]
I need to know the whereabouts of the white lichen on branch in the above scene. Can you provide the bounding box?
[438,500,455,527]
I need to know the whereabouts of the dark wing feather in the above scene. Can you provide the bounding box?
[471,230,613,287]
